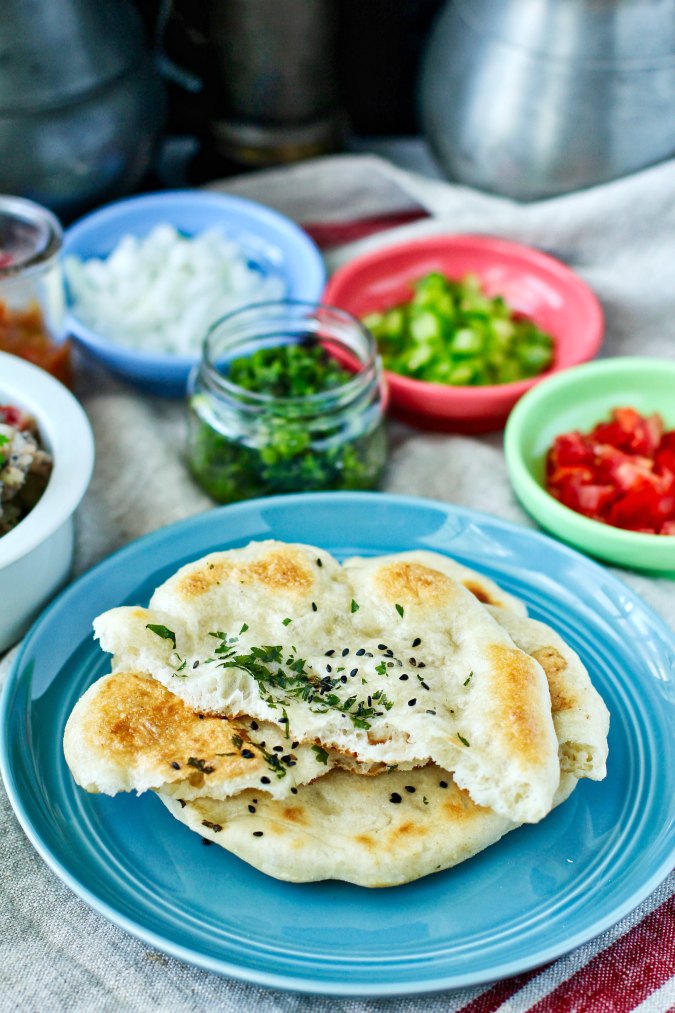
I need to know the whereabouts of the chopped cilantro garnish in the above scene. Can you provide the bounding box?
[395,603,404,617]
[312,745,329,765]
[464,671,474,687]
[351,599,360,613]
[457,733,470,747]
[239,623,249,634]
[282,617,292,626]
[146,624,176,650]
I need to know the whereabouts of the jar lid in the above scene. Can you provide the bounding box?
[0,195,62,277]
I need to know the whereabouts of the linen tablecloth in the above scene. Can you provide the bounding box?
[1,154,674,1012]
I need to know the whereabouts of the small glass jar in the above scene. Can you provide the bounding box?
[187,301,388,502]
[0,196,70,384]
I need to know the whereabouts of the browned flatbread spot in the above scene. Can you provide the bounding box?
[176,549,314,598]
[532,646,576,712]
[487,644,554,765]
[441,783,488,820]
[462,580,510,609]
[353,833,376,850]
[375,562,459,606]
[463,580,494,604]
[389,820,428,841]
[280,806,307,824]
[82,672,261,783]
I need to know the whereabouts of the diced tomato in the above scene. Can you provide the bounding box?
[548,431,594,468]
[591,407,663,455]
[0,404,25,428]
[545,406,675,534]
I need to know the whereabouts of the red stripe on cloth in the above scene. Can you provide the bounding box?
[302,211,429,249]
[528,895,675,1013]
[455,967,546,1013]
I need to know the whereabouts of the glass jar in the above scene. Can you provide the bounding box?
[187,301,388,502]
[0,195,70,384]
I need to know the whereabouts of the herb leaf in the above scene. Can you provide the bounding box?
[312,745,329,765]
[146,624,176,650]
[395,603,404,618]
[351,599,360,613]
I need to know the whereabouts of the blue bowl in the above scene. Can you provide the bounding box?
[63,190,326,396]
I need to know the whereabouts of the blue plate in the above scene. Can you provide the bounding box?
[2,493,674,997]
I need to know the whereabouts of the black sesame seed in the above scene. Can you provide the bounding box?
[426,709,436,715]
[420,681,429,690]
[250,720,259,731]
[326,664,332,673]
[378,644,387,651]
[408,698,417,706]
[202,838,213,846]
[389,792,402,804]
[417,662,426,669]
[291,741,299,749]
[253,798,258,803]
[259,741,266,748]
[178,799,186,808]
[248,804,256,814]
[399,674,409,681]
[252,831,264,837]
[241,749,255,759]
[412,637,422,648]
[339,674,346,683]
[385,649,394,657]
[356,648,366,656]
[341,648,349,656]
[281,754,293,764]
[366,652,374,658]
[367,695,372,707]
[325,649,335,657]
[291,787,298,794]
[404,785,416,793]
[439,780,448,789]
[273,745,283,752]
[409,658,417,666]
[192,660,199,669]
[350,668,358,677]
[311,602,317,612]
[387,662,394,668]
[260,776,271,784]
[170,761,181,770]
[198,713,204,719]
[316,558,323,567]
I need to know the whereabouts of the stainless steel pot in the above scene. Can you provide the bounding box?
[420,0,675,200]
[0,0,166,219]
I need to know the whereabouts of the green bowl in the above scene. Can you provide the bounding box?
[504,357,675,574]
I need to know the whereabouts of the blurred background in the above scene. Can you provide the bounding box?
[3,0,675,220]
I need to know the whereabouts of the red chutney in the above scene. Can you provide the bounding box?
[0,301,72,387]
[546,407,675,535]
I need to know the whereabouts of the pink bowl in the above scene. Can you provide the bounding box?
[323,234,604,432]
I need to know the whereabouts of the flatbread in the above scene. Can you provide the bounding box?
[158,767,578,888]
[63,670,404,801]
[94,541,560,824]
[485,607,609,781]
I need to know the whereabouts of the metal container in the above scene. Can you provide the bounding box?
[206,0,343,168]
[420,0,675,200]
[0,0,165,220]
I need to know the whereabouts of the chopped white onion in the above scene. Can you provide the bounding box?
[65,225,288,355]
